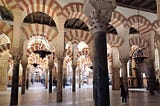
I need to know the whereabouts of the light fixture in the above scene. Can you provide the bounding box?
[132,48,148,63]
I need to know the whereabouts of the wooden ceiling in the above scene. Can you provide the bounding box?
[116,0,157,13]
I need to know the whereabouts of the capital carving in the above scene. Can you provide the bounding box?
[83,0,116,34]
[10,48,23,64]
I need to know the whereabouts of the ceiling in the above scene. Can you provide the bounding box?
[116,0,157,13]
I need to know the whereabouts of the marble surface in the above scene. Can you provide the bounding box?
[1,83,160,106]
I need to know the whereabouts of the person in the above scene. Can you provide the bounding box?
[156,79,159,92]
[120,82,128,103]
[53,78,57,91]
[31,77,34,85]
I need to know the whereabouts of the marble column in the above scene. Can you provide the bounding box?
[45,69,48,89]
[83,1,116,106]
[57,57,63,102]
[147,59,156,95]
[112,68,120,90]
[120,59,128,88]
[0,55,9,91]
[72,65,76,92]
[26,68,29,90]
[10,49,22,106]
[49,64,53,93]
[78,68,81,88]
[21,63,27,94]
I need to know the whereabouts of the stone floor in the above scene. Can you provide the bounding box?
[1,83,160,106]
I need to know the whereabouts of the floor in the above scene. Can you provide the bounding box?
[1,83,160,106]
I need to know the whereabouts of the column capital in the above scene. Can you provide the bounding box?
[10,48,23,64]
[83,0,116,34]
[120,58,129,64]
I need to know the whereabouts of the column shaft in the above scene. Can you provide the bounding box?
[57,58,63,102]
[10,62,20,105]
[93,31,109,106]
[21,64,27,94]
[49,66,53,93]
[72,66,76,92]
[112,68,120,90]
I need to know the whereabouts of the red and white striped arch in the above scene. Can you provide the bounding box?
[26,42,47,57]
[21,23,58,41]
[65,30,92,45]
[0,43,10,53]
[77,48,90,58]
[107,34,124,47]
[18,0,62,20]
[107,53,113,63]
[128,15,152,35]
[110,11,129,28]
[28,53,48,67]
[0,21,13,40]
[129,37,149,49]
[152,20,160,32]
[155,40,160,49]
[60,3,83,18]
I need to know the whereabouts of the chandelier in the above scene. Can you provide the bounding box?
[132,48,148,63]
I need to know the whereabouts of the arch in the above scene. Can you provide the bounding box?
[109,11,129,28]
[155,40,160,49]
[129,37,149,49]
[0,33,11,53]
[61,3,89,27]
[106,34,124,47]
[128,15,152,34]
[18,0,62,23]
[152,20,160,31]
[21,23,58,41]
[65,29,92,45]
[0,21,13,40]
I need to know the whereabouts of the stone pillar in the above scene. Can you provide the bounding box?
[45,69,48,89]
[21,63,27,94]
[0,55,9,91]
[57,57,63,102]
[78,68,81,88]
[10,49,22,106]
[120,58,128,90]
[26,68,29,90]
[112,68,120,90]
[83,1,116,106]
[147,59,156,95]
[49,64,53,93]
[72,65,76,92]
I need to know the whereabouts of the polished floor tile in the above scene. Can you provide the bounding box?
[1,83,160,106]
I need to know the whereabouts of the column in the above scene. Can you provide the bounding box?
[72,65,76,92]
[49,64,53,93]
[78,68,81,88]
[45,69,48,89]
[147,59,156,95]
[10,49,22,105]
[57,57,63,102]
[83,1,116,106]
[120,58,128,89]
[0,55,9,91]
[112,68,120,90]
[26,68,29,89]
[21,63,27,94]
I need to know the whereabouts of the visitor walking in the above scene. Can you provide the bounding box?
[120,82,128,103]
